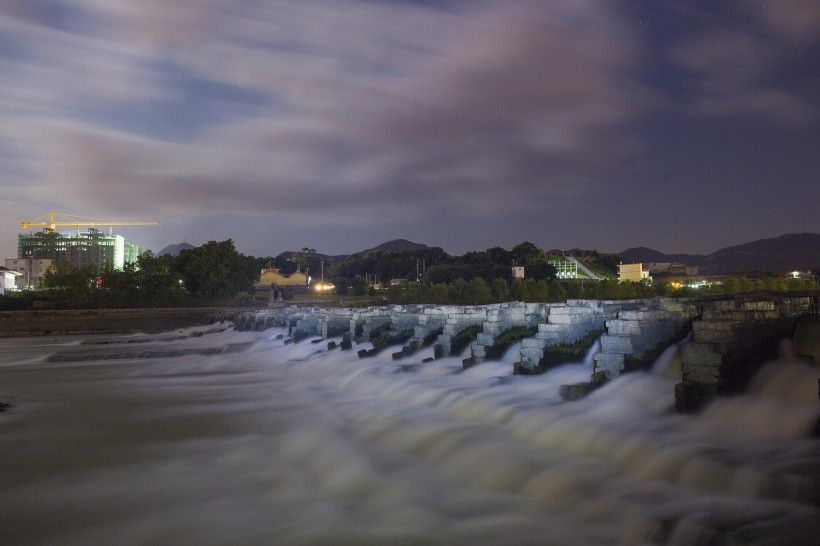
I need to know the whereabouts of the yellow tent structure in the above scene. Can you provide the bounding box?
[255,269,309,289]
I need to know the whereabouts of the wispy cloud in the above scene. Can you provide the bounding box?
[668,0,820,125]
[0,0,647,225]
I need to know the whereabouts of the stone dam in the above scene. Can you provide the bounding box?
[233,293,819,410]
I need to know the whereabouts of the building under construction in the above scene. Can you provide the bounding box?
[18,229,142,270]
[18,212,156,271]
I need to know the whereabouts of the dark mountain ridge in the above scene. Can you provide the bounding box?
[619,233,820,274]
[276,239,430,262]
[156,242,195,257]
[357,239,429,255]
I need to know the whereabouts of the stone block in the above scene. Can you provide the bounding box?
[594,353,624,367]
[600,334,634,354]
[692,320,740,343]
[740,301,776,312]
[618,310,675,321]
[476,333,495,345]
[681,342,725,367]
[483,322,502,335]
[521,338,547,349]
[605,319,642,336]
[683,373,721,385]
[548,314,592,325]
[683,364,720,376]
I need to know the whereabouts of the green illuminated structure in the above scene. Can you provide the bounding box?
[18,228,141,270]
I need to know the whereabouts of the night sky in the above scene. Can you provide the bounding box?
[1,1,818,259]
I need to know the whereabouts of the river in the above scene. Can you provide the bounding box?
[1,325,818,545]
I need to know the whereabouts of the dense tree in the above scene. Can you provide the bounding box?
[272,255,298,274]
[491,278,509,302]
[524,257,557,281]
[40,261,100,308]
[486,246,512,266]
[466,278,492,304]
[136,252,184,306]
[98,262,140,307]
[42,262,98,297]
[510,241,542,265]
[175,240,258,298]
[596,253,621,274]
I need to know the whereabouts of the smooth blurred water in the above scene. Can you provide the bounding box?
[0,326,818,545]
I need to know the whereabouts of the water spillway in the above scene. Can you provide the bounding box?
[0,323,818,545]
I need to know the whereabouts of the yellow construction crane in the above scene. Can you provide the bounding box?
[21,211,158,234]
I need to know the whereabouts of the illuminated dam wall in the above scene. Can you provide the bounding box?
[234,293,817,408]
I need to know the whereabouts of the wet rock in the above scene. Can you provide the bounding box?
[433,344,445,360]
[0,402,11,413]
[327,341,337,350]
[675,382,718,413]
[559,383,595,401]
[793,315,820,365]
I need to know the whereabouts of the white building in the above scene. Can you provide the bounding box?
[4,257,52,290]
[0,266,22,294]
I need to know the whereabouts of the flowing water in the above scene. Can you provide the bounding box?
[0,325,818,545]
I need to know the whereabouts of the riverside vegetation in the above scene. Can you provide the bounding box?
[1,239,817,311]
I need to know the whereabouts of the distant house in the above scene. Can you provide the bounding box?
[618,263,651,283]
[647,262,698,276]
[5,257,52,290]
[0,267,22,294]
[512,266,525,279]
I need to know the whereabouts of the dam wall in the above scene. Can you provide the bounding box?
[233,293,818,407]
[593,298,699,379]
[675,295,816,412]
[470,302,550,364]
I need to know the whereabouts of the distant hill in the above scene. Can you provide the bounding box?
[618,233,820,274]
[275,239,429,262]
[156,242,195,256]
[617,247,671,264]
[357,239,429,254]
[275,250,347,262]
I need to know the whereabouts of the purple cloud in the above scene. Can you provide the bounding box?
[0,1,816,257]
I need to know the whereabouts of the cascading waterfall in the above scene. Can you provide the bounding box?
[0,325,817,545]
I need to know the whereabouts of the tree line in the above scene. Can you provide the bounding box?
[325,241,573,296]
[1,238,815,310]
[382,275,818,306]
[1,240,258,310]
